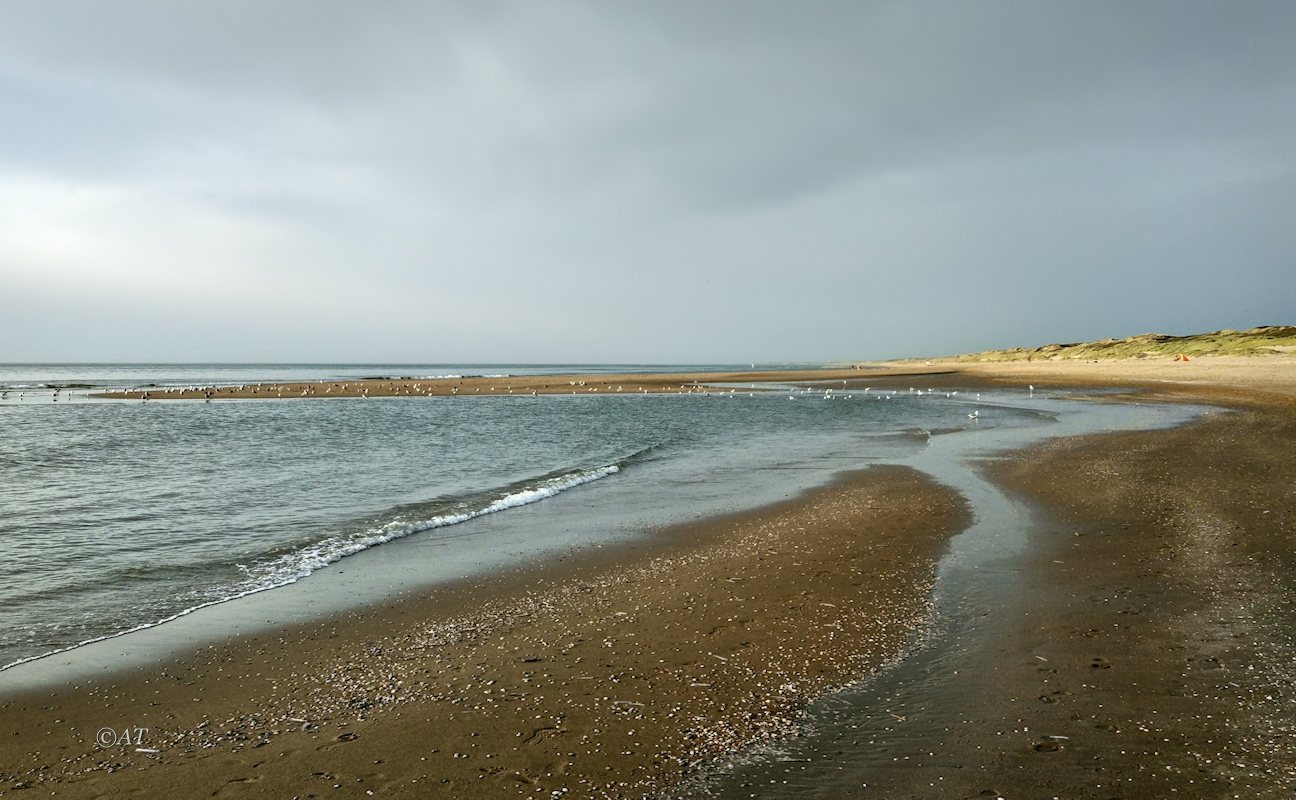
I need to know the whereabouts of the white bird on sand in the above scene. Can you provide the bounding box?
[968,410,979,419]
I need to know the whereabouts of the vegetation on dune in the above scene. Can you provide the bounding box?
[928,326,1296,362]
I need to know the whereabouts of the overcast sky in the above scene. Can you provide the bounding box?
[2,1,1292,363]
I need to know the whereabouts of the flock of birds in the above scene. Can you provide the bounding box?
[0,381,1047,426]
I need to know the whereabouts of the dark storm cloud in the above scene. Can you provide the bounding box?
[1,1,1292,361]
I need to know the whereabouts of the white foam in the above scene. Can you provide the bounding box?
[252,464,620,585]
[0,463,620,672]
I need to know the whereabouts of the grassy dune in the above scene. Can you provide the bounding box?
[926,325,1296,362]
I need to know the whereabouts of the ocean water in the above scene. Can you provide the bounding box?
[0,362,799,392]
[0,363,1009,672]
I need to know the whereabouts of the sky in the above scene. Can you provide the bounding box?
[1,1,1293,363]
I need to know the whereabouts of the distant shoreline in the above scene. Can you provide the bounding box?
[87,366,955,400]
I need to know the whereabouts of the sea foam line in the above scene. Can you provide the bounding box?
[0,462,622,672]
[250,464,621,585]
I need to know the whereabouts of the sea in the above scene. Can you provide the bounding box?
[0,362,1205,797]
[0,361,953,669]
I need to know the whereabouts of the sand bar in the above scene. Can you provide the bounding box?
[87,367,948,400]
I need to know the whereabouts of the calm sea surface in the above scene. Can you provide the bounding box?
[0,362,1009,669]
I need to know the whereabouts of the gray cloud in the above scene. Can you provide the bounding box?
[1,0,1293,362]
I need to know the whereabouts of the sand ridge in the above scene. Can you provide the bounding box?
[87,367,951,401]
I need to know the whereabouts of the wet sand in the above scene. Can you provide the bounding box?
[700,357,1296,798]
[0,468,969,798]
[973,401,1296,796]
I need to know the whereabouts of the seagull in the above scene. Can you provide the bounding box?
[967,410,979,419]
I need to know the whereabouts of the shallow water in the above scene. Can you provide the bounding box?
[0,364,1008,675]
[676,396,1208,798]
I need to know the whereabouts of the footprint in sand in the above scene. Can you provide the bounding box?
[212,775,261,795]
[522,726,566,745]
[316,732,359,751]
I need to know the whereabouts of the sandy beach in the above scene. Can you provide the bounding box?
[0,468,970,797]
[4,356,1294,798]
[882,354,1296,407]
